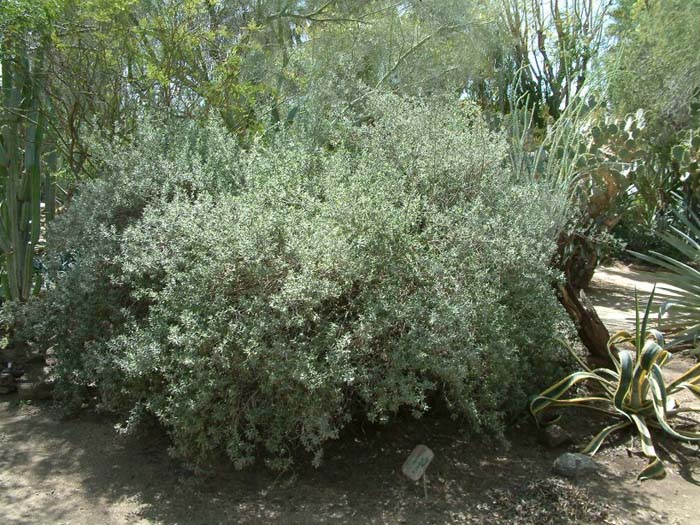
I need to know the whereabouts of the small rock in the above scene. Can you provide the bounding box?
[539,424,572,448]
[16,380,54,401]
[553,452,598,478]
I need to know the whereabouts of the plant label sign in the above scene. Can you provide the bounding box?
[402,445,434,481]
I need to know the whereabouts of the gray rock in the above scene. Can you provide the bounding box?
[540,424,572,448]
[553,452,598,478]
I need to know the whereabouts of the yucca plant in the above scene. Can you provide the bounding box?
[630,208,700,346]
[531,289,700,480]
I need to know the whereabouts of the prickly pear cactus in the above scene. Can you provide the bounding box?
[579,109,649,223]
[560,104,700,289]
[556,109,650,289]
[672,129,700,194]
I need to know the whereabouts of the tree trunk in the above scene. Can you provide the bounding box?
[557,282,612,366]
[555,230,612,366]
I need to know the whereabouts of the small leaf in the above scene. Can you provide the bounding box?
[638,458,666,481]
[672,145,686,161]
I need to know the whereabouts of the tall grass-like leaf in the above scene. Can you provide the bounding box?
[631,211,700,345]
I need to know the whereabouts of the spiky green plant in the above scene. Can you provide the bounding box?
[531,289,700,480]
[631,209,700,345]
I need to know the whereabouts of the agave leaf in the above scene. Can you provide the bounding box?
[607,330,633,373]
[593,368,620,380]
[658,227,700,261]
[649,365,669,417]
[646,328,665,348]
[668,326,700,344]
[630,414,657,458]
[647,347,671,403]
[613,351,635,410]
[631,250,700,280]
[651,414,700,441]
[640,339,665,371]
[635,289,641,351]
[545,396,612,404]
[639,286,656,354]
[632,240,700,345]
[638,458,667,481]
[668,405,700,415]
[667,362,700,392]
[529,372,614,419]
[557,337,592,372]
[649,366,700,442]
[625,400,654,416]
[660,299,700,311]
[631,338,664,407]
[582,420,631,455]
[608,330,634,344]
[631,366,649,409]
[592,368,619,396]
[664,222,700,246]
[532,397,618,418]
[656,349,671,368]
[674,383,700,400]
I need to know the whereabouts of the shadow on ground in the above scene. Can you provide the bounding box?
[0,398,680,525]
[587,263,682,334]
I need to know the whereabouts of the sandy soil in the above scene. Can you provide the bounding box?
[2,262,700,525]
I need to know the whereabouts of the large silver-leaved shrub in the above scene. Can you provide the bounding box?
[21,95,572,469]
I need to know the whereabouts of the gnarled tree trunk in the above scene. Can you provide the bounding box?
[556,231,612,366]
[557,282,611,365]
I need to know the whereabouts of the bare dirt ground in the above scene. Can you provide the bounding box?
[588,261,683,335]
[2,262,700,525]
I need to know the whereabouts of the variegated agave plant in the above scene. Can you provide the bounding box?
[531,289,700,480]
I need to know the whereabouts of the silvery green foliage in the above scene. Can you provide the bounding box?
[24,95,571,469]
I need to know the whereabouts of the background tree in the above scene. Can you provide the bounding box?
[606,0,700,249]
